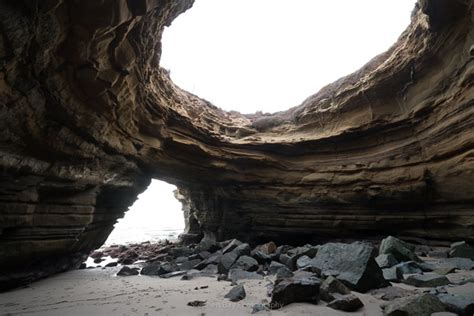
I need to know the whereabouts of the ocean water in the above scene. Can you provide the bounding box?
[104,180,185,245]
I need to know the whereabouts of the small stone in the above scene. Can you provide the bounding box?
[327,293,364,312]
[437,257,474,270]
[117,266,139,276]
[231,243,251,257]
[224,284,246,302]
[251,303,267,314]
[403,274,450,287]
[178,259,202,271]
[187,300,206,307]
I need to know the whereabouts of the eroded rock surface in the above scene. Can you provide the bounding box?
[0,0,473,290]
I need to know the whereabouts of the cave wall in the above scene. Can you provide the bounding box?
[0,0,473,289]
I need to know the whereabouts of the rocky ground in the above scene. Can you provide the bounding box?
[1,236,474,315]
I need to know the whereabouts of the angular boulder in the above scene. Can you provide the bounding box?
[438,293,474,316]
[376,254,399,269]
[327,293,364,312]
[320,276,351,302]
[383,294,446,316]
[449,241,474,260]
[310,242,388,292]
[379,236,421,262]
[224,284,246,302]
[270,272,321,308]
[403,274,450,287]
[230,255,259,272]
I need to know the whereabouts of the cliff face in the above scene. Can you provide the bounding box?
[0,0,473,289]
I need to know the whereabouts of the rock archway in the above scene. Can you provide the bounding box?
[0,0,473,289]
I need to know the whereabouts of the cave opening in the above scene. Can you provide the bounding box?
[161,0,415,114]
[104,179,185,246]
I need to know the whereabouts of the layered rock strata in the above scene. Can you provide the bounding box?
[0,0,473,289]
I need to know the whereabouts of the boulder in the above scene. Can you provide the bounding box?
[141,262,178,276]
[310,242,388,292]
[218,251,238,274]
[268,261,287,274]
[224,284,246,302]
[395,261,423,275]
[437,293,474,316]
[370,286,414,301]
[280,245,318,270]
[376,254,399,269]
[275,266,294,279]
[222,239,243,254]
[320,276,351,302]
[327,294,364,312]
[269,272,321,308]
[194,252,222,270]
[383,266,403,282]
[296,255,312,270]
[449,241,474,260]
[229,268,263,283]
[178,259,202,271]
[403,274,450,287]
[251,250,272,264]
[379,236,421,262]
[230,255,259,272]
[232,244,251,257]
[117,266,139,276]
[383,294,446,316]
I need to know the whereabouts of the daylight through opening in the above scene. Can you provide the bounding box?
[161,0,416,114]
[105,180,185,245]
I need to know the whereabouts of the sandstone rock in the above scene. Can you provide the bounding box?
[320,276,351,302]
[383,294,446,316]
[255,242,277,255]
[0,0,472,291]
[269,272,321,308]
[449,241,474,260]
[376,254,399,269]
[379,236,421,262]
[224,284,246,302]
[310,242,388,292]
[403,274,450,287]
[327,294,364,312]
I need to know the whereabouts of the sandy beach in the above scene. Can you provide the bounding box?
[1,265,473,316]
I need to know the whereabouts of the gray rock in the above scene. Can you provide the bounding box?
[395,261,423,275]
[159,270,187,278]
[178,259,201,271]
[269,272,321,308]
[296,255,312,269]
[231,255,259,272]
[189,251,211,261]
[383,266,403,282]
[224,284,246,302]
[251,250,272,264]
[280,245,318,270]
[251,303,267,314]
[169,247,193,258]
[438,293,474,316]
[218,251,238,274]
[141,262,178,276]
[419,262,436,272]
[429,250,449,258]
[175,256,188,264]
[383,294,446,316]
[228,268,263,283]
[194,252,222,270]
[310,242,388,292]
[222,239,243,254]
[275,266,294,279]
[196,235,220,253]
[376,254,399,268]
[117,266,139,276]
[449,241,474,260]
[232,243,251,257]
[437,257,474,270]
[433,266,456,275]
[200,264,218,275]
[320,276,351,302]
[327,293,364,312]
[370,286,414,301]
[268,261,287,274]
[380,236,421,262]
[403,274,450,287]
[430,312,458,316]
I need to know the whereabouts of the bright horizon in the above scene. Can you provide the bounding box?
[161,0,416,114]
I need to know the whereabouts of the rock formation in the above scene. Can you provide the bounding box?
[0,0,473,289]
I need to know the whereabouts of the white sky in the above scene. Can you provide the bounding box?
[161,0,416,114]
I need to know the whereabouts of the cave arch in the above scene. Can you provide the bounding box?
[0,0,473,290]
